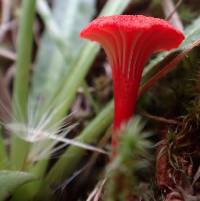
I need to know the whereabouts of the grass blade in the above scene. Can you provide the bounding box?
[11,0,36,169]
[0,170,35,201]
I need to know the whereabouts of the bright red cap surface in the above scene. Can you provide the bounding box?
[80,15,185,148]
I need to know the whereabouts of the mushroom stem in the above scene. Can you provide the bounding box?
[80,15,185,155]
[112,81,139,147]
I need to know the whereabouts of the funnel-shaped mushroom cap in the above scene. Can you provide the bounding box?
[80,15,184,147]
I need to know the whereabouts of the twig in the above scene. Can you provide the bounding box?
[86,179,107,201]
[162,0,183,32]
[140,109,180,125]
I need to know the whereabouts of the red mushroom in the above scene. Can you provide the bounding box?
[80,15,184,151]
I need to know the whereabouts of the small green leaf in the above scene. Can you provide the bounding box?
[0,171,35,201]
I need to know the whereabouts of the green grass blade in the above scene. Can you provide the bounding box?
[11,0,36,170]
[13,0,36,120]
[0,170,35,201]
